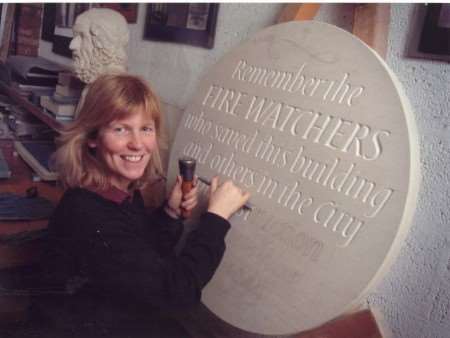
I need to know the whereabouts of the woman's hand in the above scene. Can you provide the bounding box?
[207,176,251,220]
[165,175,198,219]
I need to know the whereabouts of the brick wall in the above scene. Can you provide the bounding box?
[13,4,43,57]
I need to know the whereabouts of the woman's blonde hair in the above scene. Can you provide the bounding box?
[54,74,164,189]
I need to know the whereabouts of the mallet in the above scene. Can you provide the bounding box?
[178,157,196,218]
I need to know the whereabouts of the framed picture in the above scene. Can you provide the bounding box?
[144,4,219,49]
[98,3,138,23]
[41,4,56,42]
[408,4,450,62]
[41,3,137,58]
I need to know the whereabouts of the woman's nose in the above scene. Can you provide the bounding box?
[128,133,143,150]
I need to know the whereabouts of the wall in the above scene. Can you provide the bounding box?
[39,4,450,338]
[368,4,450,338]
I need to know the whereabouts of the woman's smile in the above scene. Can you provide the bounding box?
[121,154,146,162]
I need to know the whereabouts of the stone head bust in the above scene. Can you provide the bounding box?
[69,8,129,84]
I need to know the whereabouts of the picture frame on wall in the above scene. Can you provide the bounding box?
[41,4,56,42]
[419,4,450,56]
[144,4,219,49]
[407,4,450,62]
[98,3,138,23]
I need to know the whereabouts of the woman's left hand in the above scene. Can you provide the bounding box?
[165,175,198,219]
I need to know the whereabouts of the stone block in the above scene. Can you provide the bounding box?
[168,21,420,335]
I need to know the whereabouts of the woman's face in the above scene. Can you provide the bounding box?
[89,111,157,191]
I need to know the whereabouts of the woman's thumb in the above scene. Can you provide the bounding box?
[210,176,219,193]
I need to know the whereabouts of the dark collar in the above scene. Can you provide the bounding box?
[86,185,132,204]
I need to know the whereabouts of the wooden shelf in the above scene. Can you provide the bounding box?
[0,140,61,323]
[0,140,61,269]
[0,84,64,240]
[0,81,64,131]
[0,140,62,237]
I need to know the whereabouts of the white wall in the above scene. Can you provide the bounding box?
[367,4,450,338]
[39,3,450,338]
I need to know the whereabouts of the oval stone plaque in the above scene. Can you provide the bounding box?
[167,21,419,335]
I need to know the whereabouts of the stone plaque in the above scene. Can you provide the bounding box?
[167,21,419,335]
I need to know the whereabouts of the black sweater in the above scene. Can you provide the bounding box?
[26,187,230,337]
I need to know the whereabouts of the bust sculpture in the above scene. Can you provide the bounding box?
[69,8,129,84]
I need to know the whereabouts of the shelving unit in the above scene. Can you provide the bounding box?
[0,79,63,209]
[0,81,64,131]
[0,76,65,325]
[0,77,64,193]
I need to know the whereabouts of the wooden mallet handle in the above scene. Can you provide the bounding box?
[178,157,196,218]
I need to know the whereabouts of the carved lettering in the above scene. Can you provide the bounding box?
[256,175,279,198]
[257,210,324,262]
[183,141,212,164]
[197,85,390,161]
[287,63,307,92]
[202,85,223,108]
[184,111,212,136]
[323,118,354,150]
[277,181,314,215]
[178,52,400,252]
[313,201,364,247]
[254,135,291,168]
[232,59,365,107]
[365,188,394,218]
[301,112,333,142]
[347,86,364,106]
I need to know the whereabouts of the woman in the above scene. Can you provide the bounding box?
[24,74,250,337]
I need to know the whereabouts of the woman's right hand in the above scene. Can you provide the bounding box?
[207,176,251,220]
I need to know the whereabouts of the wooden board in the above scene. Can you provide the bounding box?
[353,4,391,59]
[0,4,16,62]
[277,4,321,23]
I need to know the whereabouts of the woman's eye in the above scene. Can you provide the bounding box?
[142,126,154,133]
[112,127,126,134]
